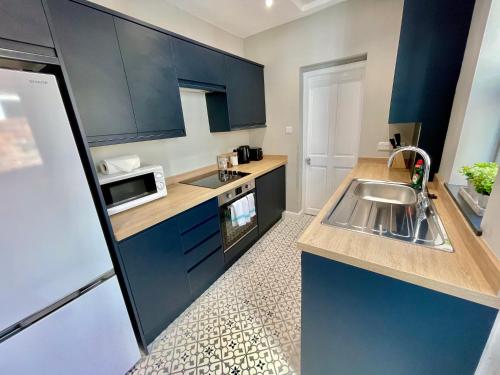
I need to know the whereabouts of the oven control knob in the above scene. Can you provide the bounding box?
[245,184,249,189]
[157,182,164,190]
[226,193,232,199]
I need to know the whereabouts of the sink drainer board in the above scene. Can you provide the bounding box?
[322,179,453,252]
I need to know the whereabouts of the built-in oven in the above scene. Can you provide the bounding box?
[218,180,258,265]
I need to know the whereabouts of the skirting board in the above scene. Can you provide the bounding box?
[284,210,305,218]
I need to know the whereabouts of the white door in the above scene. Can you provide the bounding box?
[302,62,365,215]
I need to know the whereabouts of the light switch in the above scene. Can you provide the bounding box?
[285,126,293,135]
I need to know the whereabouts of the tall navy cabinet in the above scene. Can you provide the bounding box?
[114,18,186,139]
[0,0,54,55]
[389,0,475,176]
[46,0,138,145]
[225,57,266,129]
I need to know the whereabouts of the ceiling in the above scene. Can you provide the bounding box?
[164,0,348,38]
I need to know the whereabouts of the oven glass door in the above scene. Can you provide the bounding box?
[219,192,257,251]
[101,173,157,209]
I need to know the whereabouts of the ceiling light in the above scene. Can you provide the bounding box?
[266,0,273,8]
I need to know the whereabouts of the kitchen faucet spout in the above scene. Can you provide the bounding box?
[388,146,431,209]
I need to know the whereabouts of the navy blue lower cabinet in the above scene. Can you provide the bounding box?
[301,252,497,375]
[178,198,225,299]
[256,166,286,236]
[119,217,191,345]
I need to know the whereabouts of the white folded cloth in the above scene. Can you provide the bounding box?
[230,204,238,228]
[230,196,251,227]
[247,193,256,218]
[98,155,141,174]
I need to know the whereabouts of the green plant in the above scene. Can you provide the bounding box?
[459,165,475,180]
[460,162,498,195]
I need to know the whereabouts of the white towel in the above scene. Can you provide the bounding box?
[240,196,251,225]
[230,204,238,228]
[247,193,256,218]
[230,197,251,227]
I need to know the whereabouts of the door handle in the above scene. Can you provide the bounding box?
[305,157,311,165]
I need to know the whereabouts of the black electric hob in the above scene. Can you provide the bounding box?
[180,170,250,189]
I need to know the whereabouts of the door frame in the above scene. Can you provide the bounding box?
[300,58,366,214]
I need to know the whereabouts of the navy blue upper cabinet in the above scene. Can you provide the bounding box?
[45,0,138,145]
[0,0,54,50]
[172,37,226,87]
[389,0,474,175]
[225,57,266,128]
[119,217,191,345]
[114,18,186,139]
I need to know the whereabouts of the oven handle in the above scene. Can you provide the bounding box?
[218,189,256,208]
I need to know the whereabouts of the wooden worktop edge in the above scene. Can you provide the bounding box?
[297,159,500,309]
[112,156,288,241]
[297,240,500,309]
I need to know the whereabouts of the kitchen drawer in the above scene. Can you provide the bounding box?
[181,215,220,251]
[178,198,218,234]
[188,248,224,298]
[184,232,222,270]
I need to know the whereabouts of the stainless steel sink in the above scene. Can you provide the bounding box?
[355,181,417,205]
[322,179,453,252]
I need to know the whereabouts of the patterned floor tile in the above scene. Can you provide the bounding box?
[128,214,313,375]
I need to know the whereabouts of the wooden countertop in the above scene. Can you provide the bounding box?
[110,155,287,241]
[298,158,500,309]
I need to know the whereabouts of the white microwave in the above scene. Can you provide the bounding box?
[98,165,167,216]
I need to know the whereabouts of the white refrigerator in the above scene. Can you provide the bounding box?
[0,68,140,374]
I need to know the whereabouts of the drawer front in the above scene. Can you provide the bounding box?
[178,198,218,234]
[188,248,224,298]
[184,232,222,271]
[181,215,220,251]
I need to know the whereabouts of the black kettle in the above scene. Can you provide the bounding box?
[236,145,250,164]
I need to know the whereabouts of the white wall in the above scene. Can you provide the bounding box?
[439,0,500,185]
[244,0,404,212]
[88,0,250,177]
[91,90,250,177]
[89,0,244,56]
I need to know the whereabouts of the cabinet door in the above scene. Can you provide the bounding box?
[256,166,286,236]
[119,218,191,345]
[172,38,226,86]
[114,18,186,138]
[225,56,266,128]
[0,0,53,48]
[46,0,137,144]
